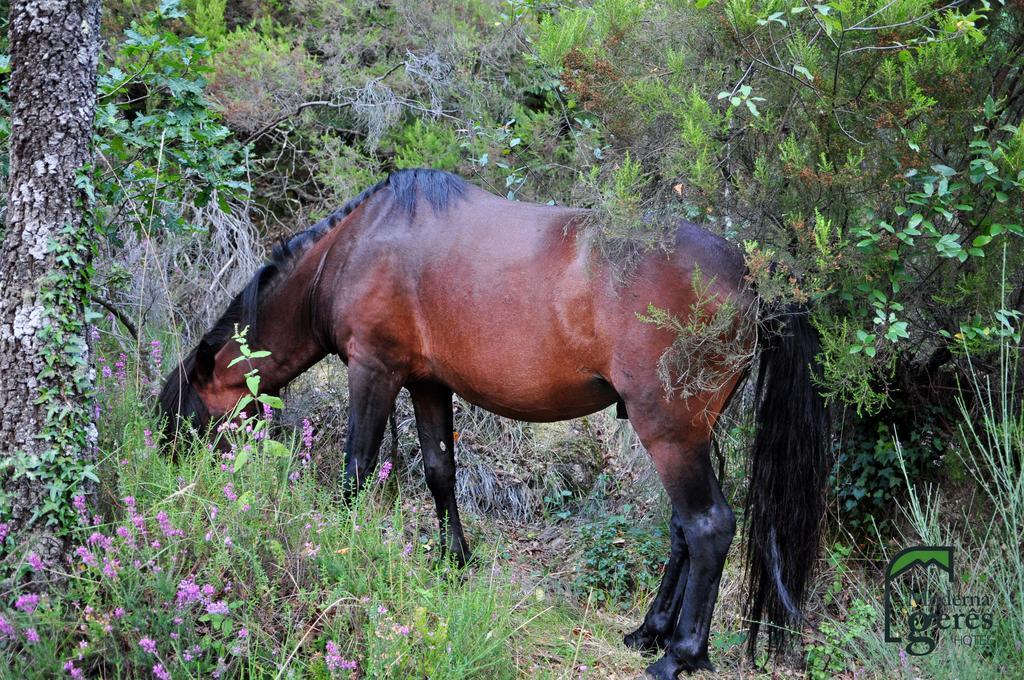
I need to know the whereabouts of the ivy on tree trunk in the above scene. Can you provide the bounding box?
[0,0,102,572]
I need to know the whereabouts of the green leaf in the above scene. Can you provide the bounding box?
[233,447,250,472]
[245,373,260,396]
[233,394,254,416]
[257,394,284,409]
[264,440,291,458]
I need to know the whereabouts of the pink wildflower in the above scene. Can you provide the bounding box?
[175,578,203,608]
[72,495,88,522]
[222,483,238,502]
[74,546,97,567]
[325,641,357,672]
[206,600,230,616]
[302,418,314,450]
[102,557,121,580]
[15,593,40,613]
[88,532,113,551]
[139,637,157,654]
[0,615,15,640]
[152,663,171,680]
[378,460,393,481]
[150,340,163,371]
[25,628,40,644]
[27,552,45,571]
[156,511,183,538]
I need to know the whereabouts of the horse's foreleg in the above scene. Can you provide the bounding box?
[409,382,471,565]
[341,360,404,500]
[624,507,690,652]
[644,441,734,679]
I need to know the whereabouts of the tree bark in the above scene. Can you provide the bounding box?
[0,0,101,568]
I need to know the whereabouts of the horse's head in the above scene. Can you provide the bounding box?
[157,338,249,445]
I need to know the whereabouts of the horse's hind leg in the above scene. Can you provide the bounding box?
[642,435,734,678]
[409,382,471,565]
[341,360,404,499]
[623,506,690,652]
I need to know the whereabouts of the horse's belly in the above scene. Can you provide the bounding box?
[448,371,618,422]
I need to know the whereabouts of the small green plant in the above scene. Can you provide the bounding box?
[805,598,878,679]
[543,488,575,521]
[574,507,667,608]
[224,326,283,418]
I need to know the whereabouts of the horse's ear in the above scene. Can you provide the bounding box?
[193,340,216,385]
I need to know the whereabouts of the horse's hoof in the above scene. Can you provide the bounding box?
[624,627,660,653]
[644,652,716,678]
[449,547,472,569]
[681,654,715,674]
[644,656,679,680]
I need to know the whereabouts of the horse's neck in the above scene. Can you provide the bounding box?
[250,278,329,394]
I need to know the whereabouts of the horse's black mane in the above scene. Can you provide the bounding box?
[159,168,465,428]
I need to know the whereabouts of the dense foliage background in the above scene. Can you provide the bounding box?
[0,0,1021,677]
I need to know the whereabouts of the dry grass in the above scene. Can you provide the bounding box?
[94,197,265,361]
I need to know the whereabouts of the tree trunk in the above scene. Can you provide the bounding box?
[0,0,101,569]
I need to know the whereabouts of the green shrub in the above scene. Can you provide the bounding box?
[573,507,667,608]
[831,410,948,534]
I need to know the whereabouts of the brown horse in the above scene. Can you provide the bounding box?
[159,169,830,678]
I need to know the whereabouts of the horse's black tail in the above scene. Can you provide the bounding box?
[743,304,831,657]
